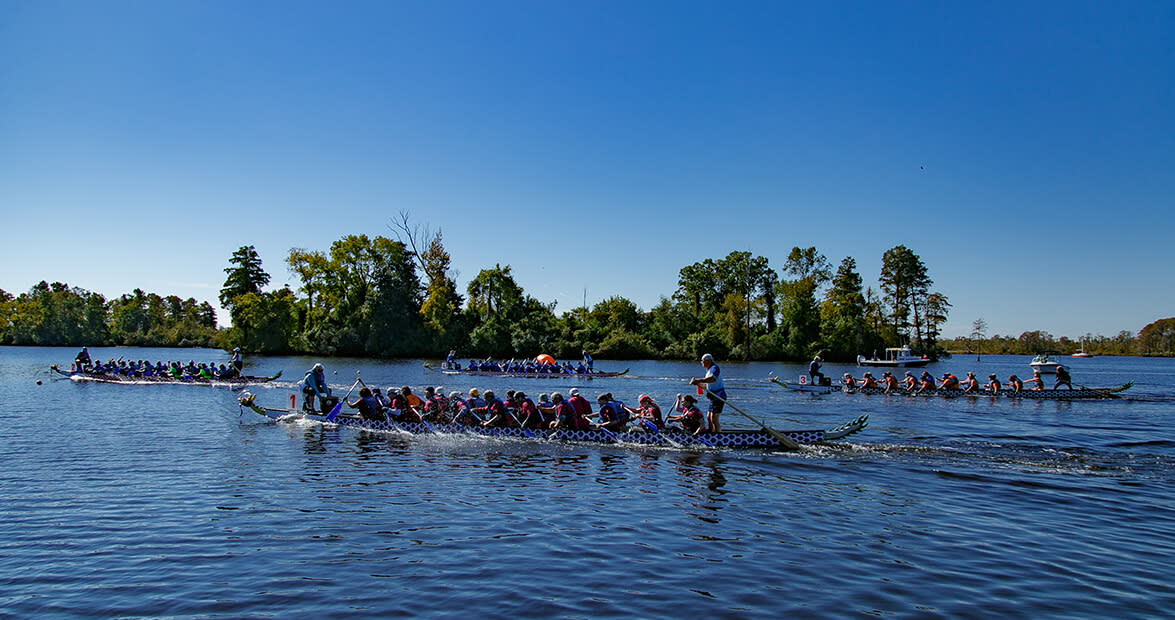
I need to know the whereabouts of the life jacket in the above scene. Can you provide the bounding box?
[600,401,629,424]
[677,405,704,434]
[357,396,384,421]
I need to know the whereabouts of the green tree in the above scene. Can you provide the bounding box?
[220,245,270,310]
[820,257,872,360]
[1139,317,1175,356]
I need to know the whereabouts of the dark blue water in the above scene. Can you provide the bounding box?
[3,347,1173,617]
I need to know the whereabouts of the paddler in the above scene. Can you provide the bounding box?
[301,363,332,411]
[1007,374,1024,394]
[668,394,706,436]
[859,371,878,389]
[347,387,385,421]
[566,388,594,424]
[513,391,545,429]
[1025,371,1045,391]
[624,394,665,430]
[688,353,726,432]
[594,393,630,432]
[959,372,980,393]
[476,390,511,428]
[984,374,1002,393]
[547,392,591,430]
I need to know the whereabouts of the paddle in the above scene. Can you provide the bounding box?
[703,387,801,450]
[327,371,361,422]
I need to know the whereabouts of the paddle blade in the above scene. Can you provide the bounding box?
[326,402,342,422]
[696,384,704,395]
[641,418,659,433]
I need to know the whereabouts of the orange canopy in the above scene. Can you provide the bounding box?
[535,354,555,365]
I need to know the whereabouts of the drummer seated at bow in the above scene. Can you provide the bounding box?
[594,393,630,432]
[668,394,706,435]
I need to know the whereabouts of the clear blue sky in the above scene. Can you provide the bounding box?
[2,1,1172,339]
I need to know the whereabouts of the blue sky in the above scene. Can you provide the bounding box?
[2,1,1172,339]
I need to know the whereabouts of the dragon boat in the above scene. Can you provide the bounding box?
[238,397,868,450]
[426,364,629,380]
[51,365,282,386]
[769,376,1131,400]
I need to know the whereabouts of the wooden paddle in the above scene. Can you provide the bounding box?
[703,387,801,450]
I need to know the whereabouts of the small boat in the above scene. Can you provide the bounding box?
[1071,338,1093,358]
[857,346,931,368]
[239,398,868,450]
[51,365,282,386]
[1029,351,1063,374]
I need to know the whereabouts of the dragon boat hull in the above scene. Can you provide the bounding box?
[52,365,282,386]
[246,406,868,449]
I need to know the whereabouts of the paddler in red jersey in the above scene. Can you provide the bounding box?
[668,394,706,435]
[547,392,592,430]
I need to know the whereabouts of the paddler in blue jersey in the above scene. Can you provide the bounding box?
[302,363,331,411]
[688,353,726,432]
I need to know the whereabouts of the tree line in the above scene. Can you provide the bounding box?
[0,281,219,347]
[213,215,954,362]
[940,318,1175,357]
[3,218,1170,359]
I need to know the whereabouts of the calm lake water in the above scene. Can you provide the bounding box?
[2,346,1173,617]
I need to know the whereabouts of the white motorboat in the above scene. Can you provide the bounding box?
[857,346,931,368]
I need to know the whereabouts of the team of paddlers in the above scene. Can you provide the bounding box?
[440,350,601,375]
[69,346,245,380]
[299,362,712,435]
[838,366,1074,394]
